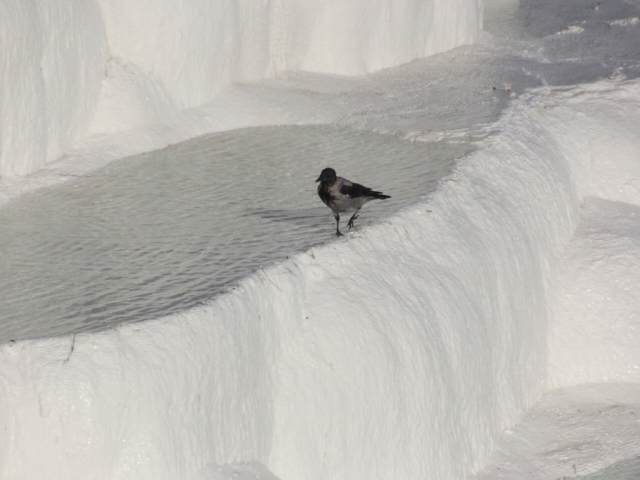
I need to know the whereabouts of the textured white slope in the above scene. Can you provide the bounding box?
[472,81,640,479]
[0,81,605,479]
[270,0,483,76]
[0,0,107,176]
[538,83,640,388]
[549,198,640,387]
[97,0,482,111]
[472,383,640,479]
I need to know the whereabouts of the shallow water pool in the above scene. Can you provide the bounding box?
[0,125,472,343]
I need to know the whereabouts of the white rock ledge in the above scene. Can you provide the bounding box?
[0,81,639,479]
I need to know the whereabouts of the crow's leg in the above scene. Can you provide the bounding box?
[334,212,343,236]
[347,211,360,229]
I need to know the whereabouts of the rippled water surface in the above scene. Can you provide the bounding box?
[0,125,472,342]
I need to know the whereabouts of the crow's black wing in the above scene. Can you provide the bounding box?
[339,182,371,198]
[340,182,390,199]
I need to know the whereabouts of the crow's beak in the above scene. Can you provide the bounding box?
[315,175,321,183]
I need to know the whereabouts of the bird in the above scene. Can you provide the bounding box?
[316,167,390,236]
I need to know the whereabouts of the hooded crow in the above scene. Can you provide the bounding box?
[316,167,390,236]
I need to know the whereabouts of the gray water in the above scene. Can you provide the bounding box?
[0,125,471,342]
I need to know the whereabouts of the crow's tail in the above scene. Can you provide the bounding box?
[370,190,391,200]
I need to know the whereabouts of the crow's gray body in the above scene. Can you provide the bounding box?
[316,167,390,236]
